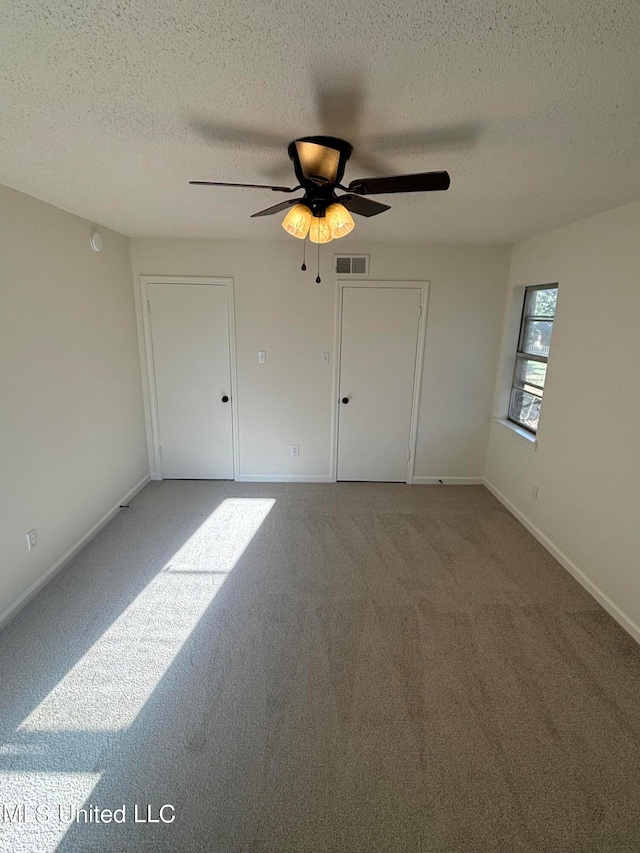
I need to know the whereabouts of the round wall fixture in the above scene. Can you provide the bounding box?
[90,231,103,252]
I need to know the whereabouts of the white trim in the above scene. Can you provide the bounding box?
[493,417,538,449]
[0,475,151,633]
[413,477,485,485]
[226,283,241,480]
[329,280,343,481]
[491,284,526,423]
[408,284,429,484]
[139,276,239,480]
[133,266,157,478]
[484,479,640,646]
[235,474,334,483]
[140,279,162,478]
[331,279,429,484]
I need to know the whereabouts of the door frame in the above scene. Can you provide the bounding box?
[139,276,239,480]
[331,279,429,484]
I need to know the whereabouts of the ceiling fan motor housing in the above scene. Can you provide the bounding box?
[286,136,353,215]
[288,136,352,186]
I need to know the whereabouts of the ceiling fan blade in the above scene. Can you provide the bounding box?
[190,181,295,193]
[348,171,450,195]
[337,195,391,218]
[189,118,288,150]
[370,121,481,153]
[250,198,305,217]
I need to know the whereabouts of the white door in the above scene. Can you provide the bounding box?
[337,286,422,482]
[148,283,234,479]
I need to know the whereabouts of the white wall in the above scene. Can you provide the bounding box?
[486,199,640,639]
[130,238,510,481]
[0,185,149,625]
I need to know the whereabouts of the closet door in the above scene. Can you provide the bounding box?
[148,283,233,479]
[337,286,422,482]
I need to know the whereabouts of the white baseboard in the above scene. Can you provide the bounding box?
[484,478,640,645]
[235,475,484,485]
[0,474,151,633]
[412,477,484,485]
[235,474,334,483]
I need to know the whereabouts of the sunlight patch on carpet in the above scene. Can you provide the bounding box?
[0,498,274,852]
[19,498,274,733]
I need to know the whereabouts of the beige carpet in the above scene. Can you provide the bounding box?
[2,481,640,852]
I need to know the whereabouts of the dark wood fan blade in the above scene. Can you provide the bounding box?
[337,195,391,217]
[190,181,295,193]
[348,171,450,195]
[250,198,305,217]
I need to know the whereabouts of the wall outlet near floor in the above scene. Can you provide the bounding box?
[26,528,37,550]
[291,444,300,457]
[532,485,539,499]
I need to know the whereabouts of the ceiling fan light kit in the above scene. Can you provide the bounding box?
[325,203,355,239]
[282,201,355,242]
[309,216,333,244]
[282,204,312,238]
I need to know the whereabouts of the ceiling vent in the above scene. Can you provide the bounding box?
[334,254,369,276]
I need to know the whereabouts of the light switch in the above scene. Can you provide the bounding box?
[258,351,266,363]
[322,352,330,364]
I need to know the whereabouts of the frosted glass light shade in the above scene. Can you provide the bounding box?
[282,204,312,238]
[325,203,355,239]
[295,141,340,182]
[309,216,333,244]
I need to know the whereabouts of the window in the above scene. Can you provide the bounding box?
[508,284,558,433]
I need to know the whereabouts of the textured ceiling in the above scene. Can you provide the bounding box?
[2,0,640,243]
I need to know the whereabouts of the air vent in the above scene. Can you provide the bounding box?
[334,254,369,276]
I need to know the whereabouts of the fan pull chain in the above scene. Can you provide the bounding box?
[316,241,321,283]
[301,236,307,271]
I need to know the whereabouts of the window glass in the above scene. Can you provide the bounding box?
[508,284,557,433]
[510,389,542,432]
[521,319,553,355]
[514,357,547,391]
[532,287,557,317]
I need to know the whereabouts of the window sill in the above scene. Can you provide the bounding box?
[494,418,538,450]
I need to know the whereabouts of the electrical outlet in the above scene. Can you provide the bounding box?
[26,528,37,550]
[532,485,539,499]
[291,444,300,457]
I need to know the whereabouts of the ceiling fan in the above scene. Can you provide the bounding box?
[190,134,450,244]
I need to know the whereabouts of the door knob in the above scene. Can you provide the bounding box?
[341,397,349,404]
[221,395,229,403]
